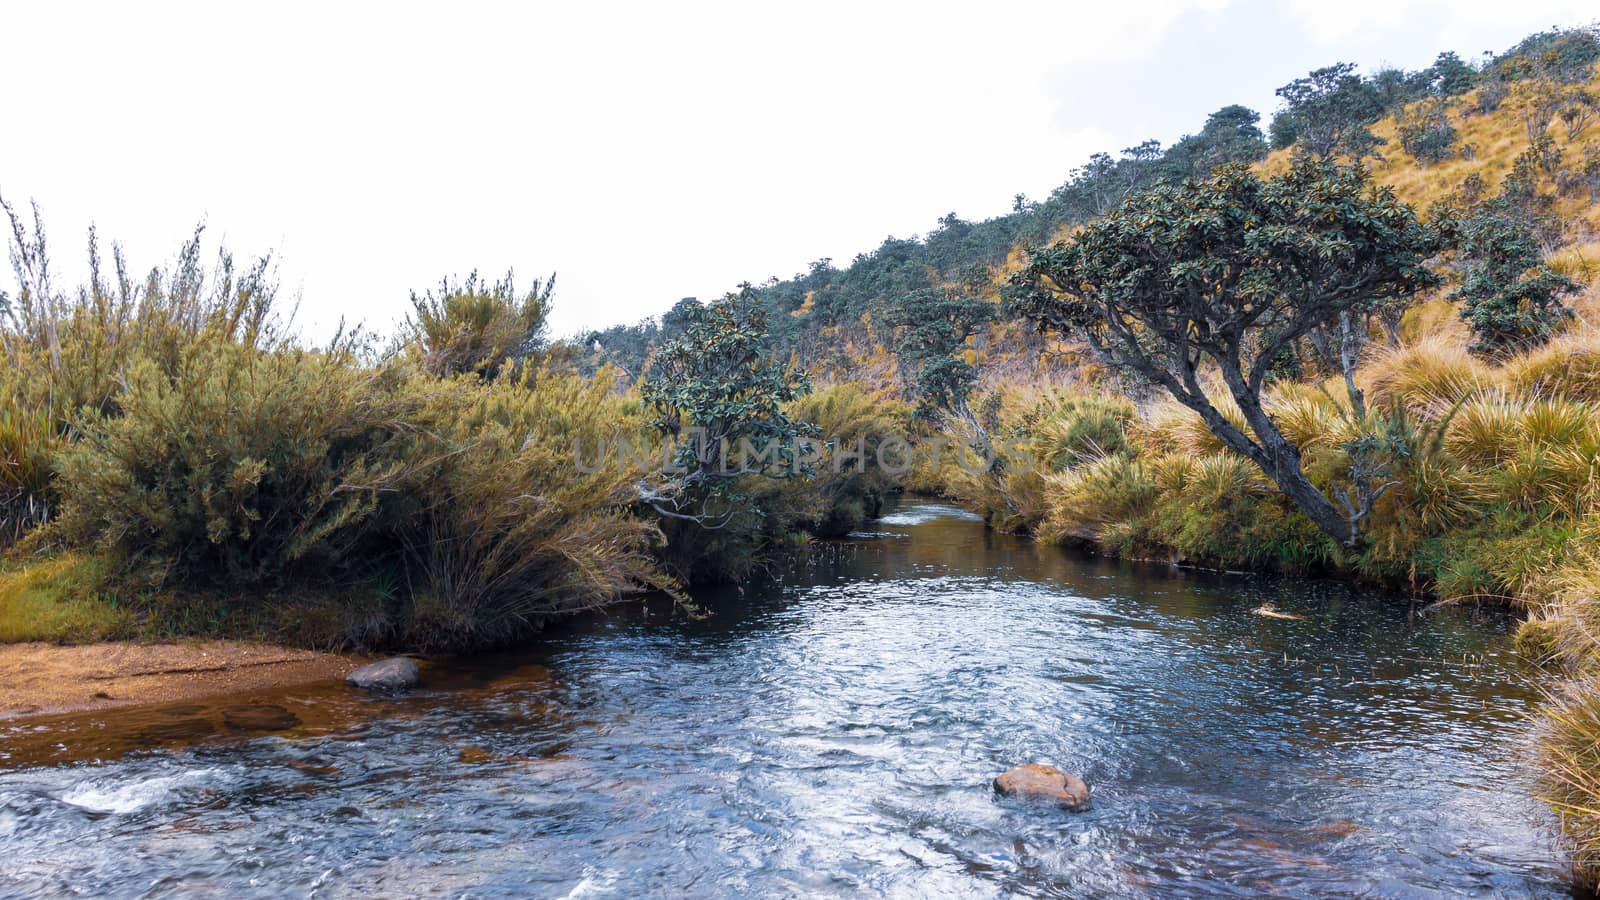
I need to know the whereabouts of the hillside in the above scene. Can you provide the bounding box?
[581,26,1600,392]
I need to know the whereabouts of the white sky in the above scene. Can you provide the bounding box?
[2,1,1594,340]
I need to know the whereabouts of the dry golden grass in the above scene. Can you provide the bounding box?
[1503,327,1600,401]
[1364,338,1494,414]
[1258,62,1600,232]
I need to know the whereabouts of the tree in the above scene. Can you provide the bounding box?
[407,271,553,379]
[1453,201,1579,356]
[1162,106,1269,180]
[639,286,815,525]
[1006,160,1438,548]
[1270,63,1385,162]
[1426,51,1477,96]
[889,270,995,417]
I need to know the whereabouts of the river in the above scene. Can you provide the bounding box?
[0,500,1572,897]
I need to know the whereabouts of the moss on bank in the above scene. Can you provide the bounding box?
[0,554,129,643]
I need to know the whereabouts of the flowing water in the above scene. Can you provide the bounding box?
[0,500,1574,897]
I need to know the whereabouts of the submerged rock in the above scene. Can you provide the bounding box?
[222,703,302,733]
[993,763,1091,811]
[345,658,419,693]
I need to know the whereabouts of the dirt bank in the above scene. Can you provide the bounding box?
[0,641,364,719]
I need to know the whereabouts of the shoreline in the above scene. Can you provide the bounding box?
[0,640,366,720]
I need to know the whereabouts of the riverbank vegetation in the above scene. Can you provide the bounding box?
[7,17,1600,886]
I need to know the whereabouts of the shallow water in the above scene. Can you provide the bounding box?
[0,500,1573,897]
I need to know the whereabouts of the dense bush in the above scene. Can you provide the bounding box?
[406,271,553,379]
[0,208,689,649]
[53,341,420,583]
[782,383,913,537]
[399,369,670,649]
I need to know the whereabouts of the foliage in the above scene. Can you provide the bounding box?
[1454,194,1581,355]
[1396,96,1458,165]
[1270,63,1386,161]
[783,383,912,537]
[400,368,671,649]
[1008,158,1438,547]
[0,400,56,550]
[1160,105,1270,179]
[407,270,553,379]
[3,196,287,421]
[888,282,994,416]
[52,339,423,584]
[639,286,816,528]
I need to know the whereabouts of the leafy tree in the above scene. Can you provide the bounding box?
[408,271,552,379]
[1007,160,1438,548]
[1453,200,1580,356]
[1425,51,1477,96]
[1493,26,1600,84]
[1162,105,1269,180]
[639,286,815,525]
[1270,63,1385,161]
[889,282,995,417]
[1367,66,1421,113]
[659,296,704,339]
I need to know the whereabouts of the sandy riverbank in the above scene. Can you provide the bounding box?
[0,641,364,719]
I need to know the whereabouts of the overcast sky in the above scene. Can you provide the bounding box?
[2,1,1594,340]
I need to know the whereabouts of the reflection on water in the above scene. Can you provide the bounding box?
[0,500,1574,897]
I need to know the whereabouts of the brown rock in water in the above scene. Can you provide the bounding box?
[993,763,1091,811]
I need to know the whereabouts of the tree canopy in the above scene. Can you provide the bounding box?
[639,287,815,524]
[1007,159,1439,547]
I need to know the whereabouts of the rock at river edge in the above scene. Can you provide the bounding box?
[346,657,420,692]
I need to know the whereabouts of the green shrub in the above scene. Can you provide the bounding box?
[53,339,421,584]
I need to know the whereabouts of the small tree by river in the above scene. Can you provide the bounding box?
[1006,159,1439,548]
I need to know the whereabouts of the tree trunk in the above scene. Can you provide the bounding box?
[1209,363,1360,548]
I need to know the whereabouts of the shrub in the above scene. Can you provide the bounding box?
[1396,97,1458,165]
[783,383,912,536]
[1,203,287,421]
[1454,202,1580,355]
[0,400,56,550]
[400,369,671,649]
[406,271,553,379]
[52,339,422,584]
